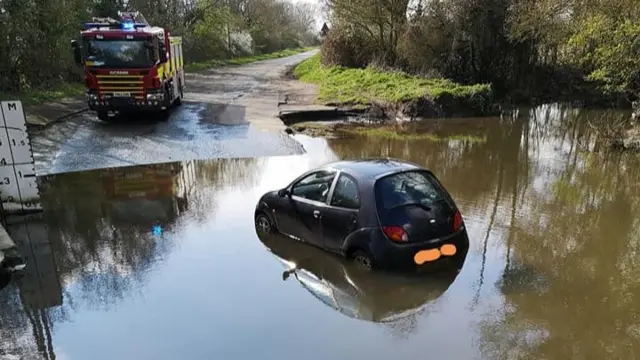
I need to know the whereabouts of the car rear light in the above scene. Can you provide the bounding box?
[453,210,463,231]
[383,226,408,243]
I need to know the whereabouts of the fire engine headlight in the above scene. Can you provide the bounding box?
[146,93,164,101]
[86,93,98,101]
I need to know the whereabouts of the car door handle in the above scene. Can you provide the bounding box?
[313,210,320,218]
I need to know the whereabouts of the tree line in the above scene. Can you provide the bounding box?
[321,0,640,103]
[0,0,320,93]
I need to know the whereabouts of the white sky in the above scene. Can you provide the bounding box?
[289,0,328,30]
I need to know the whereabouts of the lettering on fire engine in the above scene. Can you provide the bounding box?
[109,71,129,75]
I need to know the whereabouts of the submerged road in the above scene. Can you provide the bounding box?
[30,50,317,175]
[2,106,638,359]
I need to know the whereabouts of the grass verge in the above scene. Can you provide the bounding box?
[0,83,85,106]
[185,47,317,72]
[294,54,495,117]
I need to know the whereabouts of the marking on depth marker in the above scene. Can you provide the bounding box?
[0,101,41,214]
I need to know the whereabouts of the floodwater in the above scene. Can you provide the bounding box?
[1,103,639,359]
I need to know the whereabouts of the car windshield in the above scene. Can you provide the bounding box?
[375,171,446,210]
[84,39,154,68]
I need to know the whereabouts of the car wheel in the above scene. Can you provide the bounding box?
[255,213,274,234]
[352,250,374,270]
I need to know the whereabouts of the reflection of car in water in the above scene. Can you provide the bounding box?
[254,158,470,271]
[256,231,466,323]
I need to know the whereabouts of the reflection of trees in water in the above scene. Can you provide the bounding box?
[0,281,66,359]
[35,165,183,311]
[327,114,531,206]
[327,105,638,357]
[196,157,261,190]
[479,107,640,359]
[0,159,268,358]
[188,157,262,224]
[0,283,32,357]
[37,159,264,312]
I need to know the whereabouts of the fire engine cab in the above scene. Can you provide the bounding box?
[71,11,185,122]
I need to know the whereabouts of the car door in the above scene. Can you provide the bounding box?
[322,173,361,252]
[278,170,336,247]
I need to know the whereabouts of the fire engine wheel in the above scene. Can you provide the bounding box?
[175,83,183,106]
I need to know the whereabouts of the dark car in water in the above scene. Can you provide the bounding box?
[254,158,469,271]
[256,230,465,323]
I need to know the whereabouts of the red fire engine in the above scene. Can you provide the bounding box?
[71,11,185,122]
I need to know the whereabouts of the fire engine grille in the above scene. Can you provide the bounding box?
[96,75,145,99]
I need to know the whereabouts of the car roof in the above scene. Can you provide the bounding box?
[319,158,424,180]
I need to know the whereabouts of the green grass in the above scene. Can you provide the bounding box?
[0,83,85,106]
[294,54,491,105]
[184,47,317,72]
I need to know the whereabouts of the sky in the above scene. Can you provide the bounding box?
[289,0,328,30]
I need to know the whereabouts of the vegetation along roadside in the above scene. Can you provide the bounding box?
[289,0,639,146]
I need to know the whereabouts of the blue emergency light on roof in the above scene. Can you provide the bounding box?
[122,19,135,30]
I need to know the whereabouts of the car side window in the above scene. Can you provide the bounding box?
[291,170,336,203]
[330,174,360,209]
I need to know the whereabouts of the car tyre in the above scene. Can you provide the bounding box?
[352,250,375,270]
[255,212,275,234]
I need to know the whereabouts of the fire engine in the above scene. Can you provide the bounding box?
[71,11,185,122]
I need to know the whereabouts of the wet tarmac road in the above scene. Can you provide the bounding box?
[3,105,640,359]
[30,51,316,175]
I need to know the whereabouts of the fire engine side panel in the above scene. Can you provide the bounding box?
[170,36,183,101]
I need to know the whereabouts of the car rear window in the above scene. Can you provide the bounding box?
[374,170,447,210]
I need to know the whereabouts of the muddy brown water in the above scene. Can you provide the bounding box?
[1,104,639,359]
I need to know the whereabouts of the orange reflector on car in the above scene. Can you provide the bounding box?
[414,249,441,265]
[440,244,457,256]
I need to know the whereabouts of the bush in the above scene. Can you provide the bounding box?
[320,26,374,68]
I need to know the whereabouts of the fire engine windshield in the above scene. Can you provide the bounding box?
[84,39,154,68]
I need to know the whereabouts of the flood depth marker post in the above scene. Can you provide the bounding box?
[0,101,42,216]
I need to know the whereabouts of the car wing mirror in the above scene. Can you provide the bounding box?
[278,189,290,197]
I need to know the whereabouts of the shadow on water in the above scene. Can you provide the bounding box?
[255,231,466,324]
